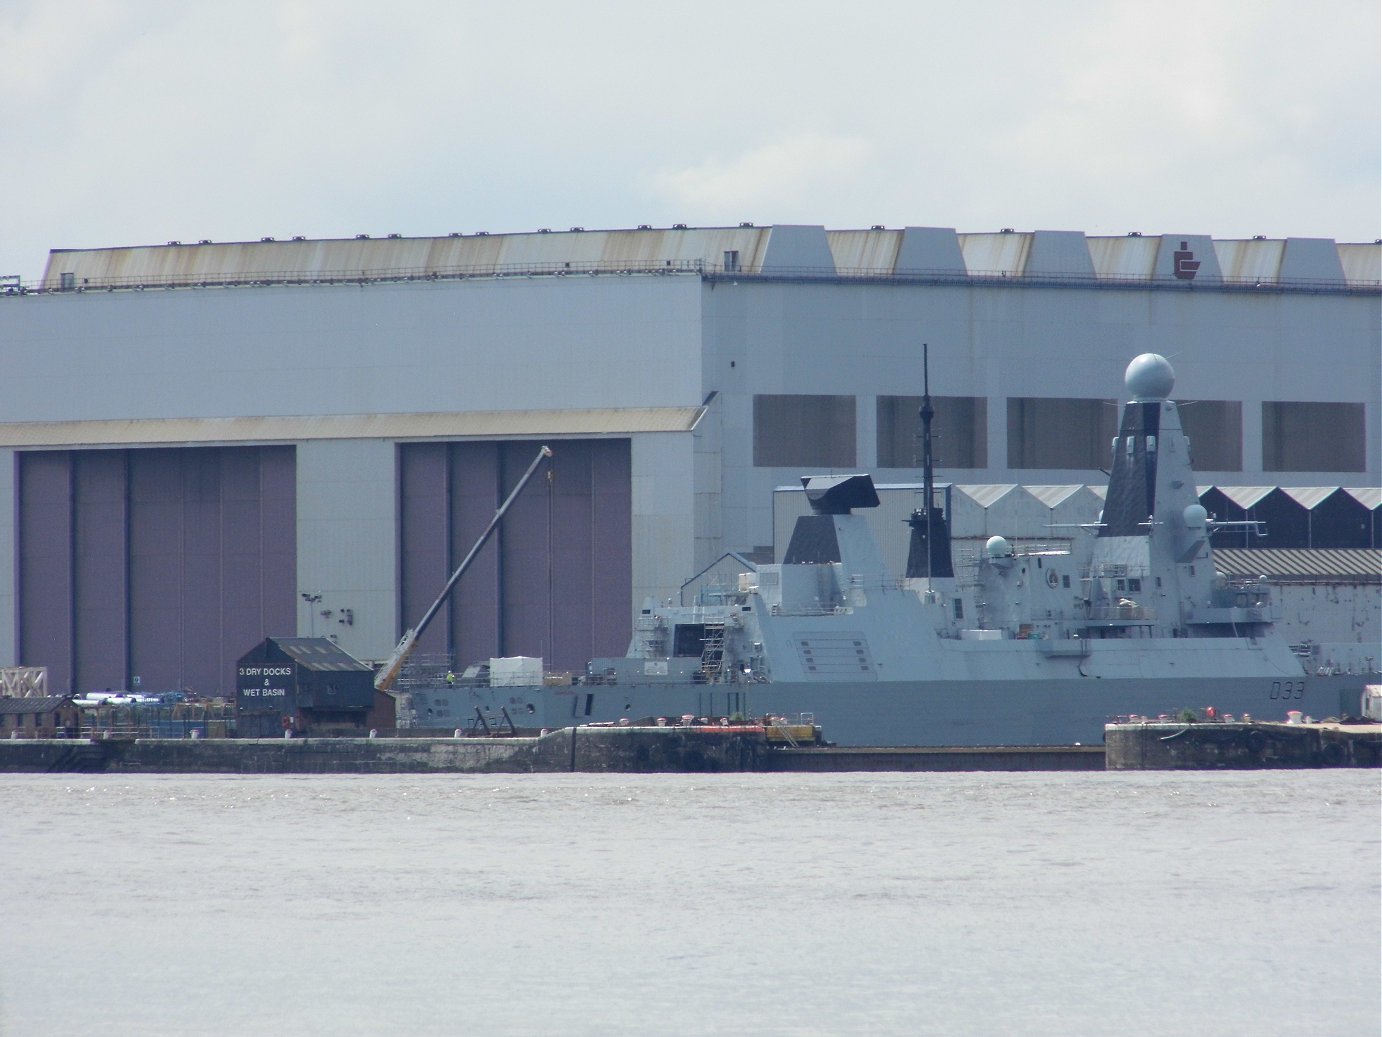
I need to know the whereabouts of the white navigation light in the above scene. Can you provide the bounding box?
[1125,353,1175,401]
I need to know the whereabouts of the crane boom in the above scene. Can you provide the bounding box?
[374,445,553,692]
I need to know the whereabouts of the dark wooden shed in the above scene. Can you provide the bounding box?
[236,638,391,738]
[0,695,79,738]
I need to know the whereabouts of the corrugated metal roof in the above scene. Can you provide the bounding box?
[1280,486,1343,509]
[0,696,72,714]
[957,484,1021,508]
[1023,484,1086,508]
[0,406,706,449]
[1214,548,1382,582]
[1208,486,1278,508]
[33,225,1380,291]
[273,637,372,671]
[1345,487,1382,510]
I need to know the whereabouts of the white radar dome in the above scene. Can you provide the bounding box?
[1182,503,1208,529]
[985,535,1013,558]
[1125,353,1175,401]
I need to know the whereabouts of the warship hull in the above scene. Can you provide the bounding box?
[417,670,1369,747]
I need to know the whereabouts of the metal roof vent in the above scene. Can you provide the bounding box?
[387,233,402,239]
[475,231,489,236]
[1000,227,1015,233]
[198,239,211,244]
[871,224,885,230]
[355,234,370,239]
[672,223,688,229]
[260,236,275,242]
[538,228,551,233]
[291,235,306,241]
[1252,235,1267,240]
[448,232,461,237]
[637,224,652,230]
[166,240,181,246]
[739,221,754,227]
[570,226,585,232]
[1127,231,1142,236]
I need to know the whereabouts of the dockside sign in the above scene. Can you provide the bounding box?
[235,663,296,709]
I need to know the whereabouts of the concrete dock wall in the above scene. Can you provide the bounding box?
[1105,722,1381,770]
[0,727,776,775]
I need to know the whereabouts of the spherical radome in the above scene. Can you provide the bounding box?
[1125,353,1175,400]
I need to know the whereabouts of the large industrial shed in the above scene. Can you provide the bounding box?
[1,224,1378,697]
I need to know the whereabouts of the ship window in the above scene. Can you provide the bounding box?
[1007,397,1118,469]
[1062,575,1071,589]
[1263,401,1365,472]
[877,395,987,468]
[1180,400,1242,471]
[953,598,964,620]
[754,394,855,467]
[1146,435,1157,453]
[1125,437,1135,457]
[1128,578,1141,592]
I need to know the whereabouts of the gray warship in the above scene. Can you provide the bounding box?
[398,354,1374,745]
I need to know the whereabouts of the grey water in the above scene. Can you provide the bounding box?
[1,771,1378,1037]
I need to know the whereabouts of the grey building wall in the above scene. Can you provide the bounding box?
[2,226,1377,680]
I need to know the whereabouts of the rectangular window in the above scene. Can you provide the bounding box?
[754,394,856,468]
[1007,398,1118,469]
[1262,402,1366,472]
[1179,400,1242,471]
[877,396,987,469]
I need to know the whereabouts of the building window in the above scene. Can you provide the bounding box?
[1262,402,1366,472]
[1007,398,1118,469]
[877,396,988,469]
[1178,400,1242,471]
[753,395,856,468]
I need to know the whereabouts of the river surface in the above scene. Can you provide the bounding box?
[1,771,1378,1036]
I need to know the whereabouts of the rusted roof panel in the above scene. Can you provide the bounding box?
[1214,238,1286,282]
[957,232,1031,276]
[1086,236,1160,281]
[36,226,1380,289]
[1337,243,1382,286]
[827,229,903,274]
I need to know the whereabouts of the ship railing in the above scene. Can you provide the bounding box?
[1085,604,1156,622]
[769,604,850,616]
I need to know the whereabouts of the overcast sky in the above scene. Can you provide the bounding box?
[2,0,1377,281]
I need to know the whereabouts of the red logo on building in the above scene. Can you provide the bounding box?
[1173,241,1201,280]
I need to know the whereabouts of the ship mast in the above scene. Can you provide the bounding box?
[920,343,936,578]
[905,342,953,579]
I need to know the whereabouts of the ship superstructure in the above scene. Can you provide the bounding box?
[397,355,1372,744]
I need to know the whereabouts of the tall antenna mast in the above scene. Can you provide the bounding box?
[920,343,935,578]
